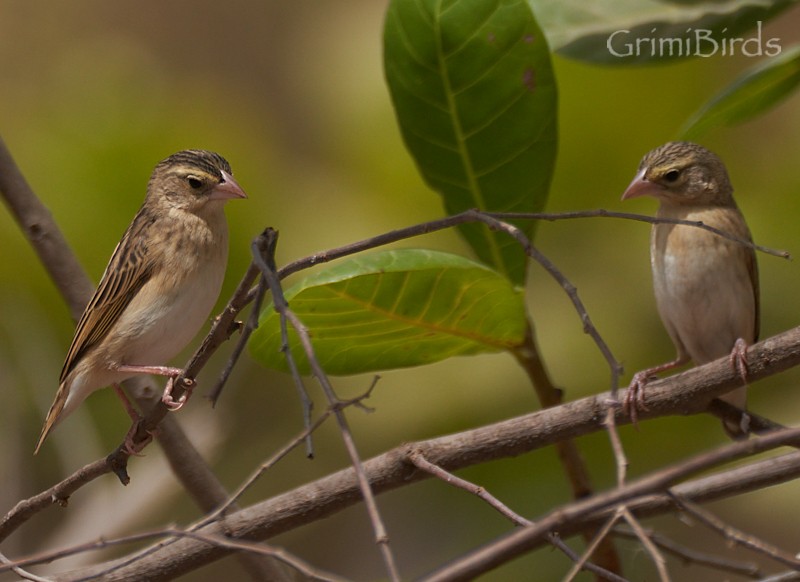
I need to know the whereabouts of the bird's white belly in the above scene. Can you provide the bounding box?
[115,264,225,367]
[653,232,755,363]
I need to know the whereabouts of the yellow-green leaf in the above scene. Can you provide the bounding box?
[249,249,526,375]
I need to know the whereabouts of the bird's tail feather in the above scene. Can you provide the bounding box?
[34,382,68,455]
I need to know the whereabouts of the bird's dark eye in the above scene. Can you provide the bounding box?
[187,176,203,189]
[664,169,680,183]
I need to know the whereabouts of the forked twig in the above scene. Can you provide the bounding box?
[563,510,624,582]
[612,526,761,578]
[407,450,627,582]
[419,427,800,581]
[251,231,401,582]
[670,493,800,570]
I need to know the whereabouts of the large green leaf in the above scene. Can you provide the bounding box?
[383,0,557,286]
[533,0,793,65]
[249,250,526,375]
[681,45,800,139]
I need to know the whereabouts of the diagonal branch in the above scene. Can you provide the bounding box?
[0,137,94,320]
[37,326,800,580]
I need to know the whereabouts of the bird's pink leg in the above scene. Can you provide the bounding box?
[116,364,184,377]
[112,384,153,455]
[114,364,193,411]
[112,383,141,422]
[624,356,688,427]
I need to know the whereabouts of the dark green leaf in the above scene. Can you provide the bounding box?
[249,250,527,375]
[384,0,557,285]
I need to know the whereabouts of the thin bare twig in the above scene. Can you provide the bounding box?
[491,210,790,259]
[273,210,788,285]
[0,528,172,573]
[464,212,623,575]
[620,507,670,582]
[564,510,624,582]
[604,408,628,488]
[612,526,761,578]
[252,230,315,456]
[207,260,262,405]
[0,549,51,582]
[408,449,532,527]
[407,450,627,582]
[419,427,800,582]
[475,213,623,393]
[0,457,112,543]
[252,232,401,582]
[1,526,346,582]
[565,469,667,581]
[670,494,800,570]
[203,381,380,526]
[164,529,349,582]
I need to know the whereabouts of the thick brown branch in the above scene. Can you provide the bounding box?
[46,326,800,580]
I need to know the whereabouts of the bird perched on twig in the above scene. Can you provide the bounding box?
[35,150,247,454]
[621,141,758,438]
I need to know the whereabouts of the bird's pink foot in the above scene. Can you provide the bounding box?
[623,371,652,428]
[121,422,157,456]
[114,364,192,411]
[162,377,195,410]
[729,338,749,383]
[623,357,687,428]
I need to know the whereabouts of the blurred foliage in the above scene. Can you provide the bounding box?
[1,1,800,581]
[682,44,800,138]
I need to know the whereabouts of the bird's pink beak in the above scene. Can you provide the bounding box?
[210,170,248,201]
[621,168,661,201]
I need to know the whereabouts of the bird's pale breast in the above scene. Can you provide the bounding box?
[651,205,756,364]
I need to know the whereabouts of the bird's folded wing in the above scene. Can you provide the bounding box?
[59,228,155,383]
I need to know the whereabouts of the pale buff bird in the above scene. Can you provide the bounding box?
[622,141,758,438]
[35,150,246,454]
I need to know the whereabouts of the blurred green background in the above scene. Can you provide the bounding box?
[2,1,800,580]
